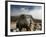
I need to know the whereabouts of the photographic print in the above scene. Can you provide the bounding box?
[10,5,42,32]
[5,1,45,36]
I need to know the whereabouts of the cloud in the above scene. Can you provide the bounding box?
[11,6,42,19]
[29,8,42,19]
[11,8,30,16]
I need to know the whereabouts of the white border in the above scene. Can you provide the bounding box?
[8,2,44,35]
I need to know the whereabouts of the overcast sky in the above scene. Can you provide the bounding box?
[10,5,42,19]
